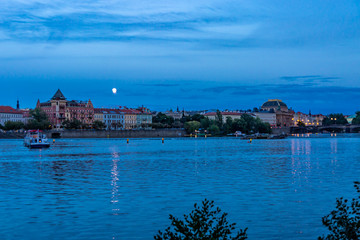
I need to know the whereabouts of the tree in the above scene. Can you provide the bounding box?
[352,112,360,125]
[208,124,220,135]
[223,117,233,134]
[62,119,83,129]
[215,110,223,128]
[229,115,271,135]
[154,199,247,240]
[322,113,348,126]
[3,121,24,130]
[200,118,210,129]
[297,121,306,127]
[153,113,175,128]
[319,182,360,240]
[184,121,201,134]
[30,108,48,122]
[191,114,205,122]
[25,108,51,130]
[93,120,106,130]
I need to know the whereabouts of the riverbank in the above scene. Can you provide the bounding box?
[0,129,187,139]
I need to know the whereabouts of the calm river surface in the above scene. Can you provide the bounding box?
[1,135,360,239]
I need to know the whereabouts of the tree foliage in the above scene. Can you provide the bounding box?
[319,182,360,240]
[184,121,201,134]
[208,124,220,135]
[322,114,348,126]
[25,108,51,130]
[352,112,360,125]
[62,119,83,129]
[215,110,223,128]
[152,113,175,128]
[154,199,248,240]
[93,120,106,130]
[2,121,24,130]
[153,113,175,125]
[297,121,306,127]
[224,114,271,135]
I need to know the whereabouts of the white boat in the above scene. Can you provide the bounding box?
[24,130,50,148]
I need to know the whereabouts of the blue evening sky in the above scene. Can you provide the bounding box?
[0,0,359,114]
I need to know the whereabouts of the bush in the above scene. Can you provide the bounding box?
[184,121,201,134]
[155,199,247,240]
[208,124,220,135]
[319,182,360,240]
[3,121,24,130]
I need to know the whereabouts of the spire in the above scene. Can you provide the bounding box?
[16,99,19,110]
[51,89,66,100]
[36,99,41,108]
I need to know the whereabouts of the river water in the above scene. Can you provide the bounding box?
[1,135,360,239]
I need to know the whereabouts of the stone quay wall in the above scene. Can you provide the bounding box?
[53,129,187,138]
[0,129,187,139]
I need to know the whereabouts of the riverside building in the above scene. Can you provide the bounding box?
[259,99,295,127]
[294,112,325,126]
[94,108,124,130]
[203,111,248,121]
[36,89,94,129]
[0,106,25,126]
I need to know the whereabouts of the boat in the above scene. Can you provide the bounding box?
[24,130,51,148]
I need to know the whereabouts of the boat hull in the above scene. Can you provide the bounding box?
[28,143,50,149]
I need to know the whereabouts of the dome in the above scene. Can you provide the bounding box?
[261,99,288,112]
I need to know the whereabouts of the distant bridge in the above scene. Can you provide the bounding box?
[291,125,360,134]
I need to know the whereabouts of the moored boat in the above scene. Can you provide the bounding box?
[24,130,50,148]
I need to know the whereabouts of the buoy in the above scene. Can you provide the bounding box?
[249,139,252,143]
[127,139,129,144]
[53,139,55,144]
[162,138,164,143]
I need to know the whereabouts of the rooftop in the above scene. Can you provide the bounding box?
[51,89,66,100]
[0,106,22,114]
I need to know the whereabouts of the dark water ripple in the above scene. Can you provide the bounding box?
[0,136,360,239]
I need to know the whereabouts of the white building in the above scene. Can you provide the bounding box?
[0,106,25,125]
[203,111,245,122]
[253,112,277,126]
[94,108,124,130]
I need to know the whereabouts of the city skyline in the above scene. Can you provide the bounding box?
[0,0,359,113]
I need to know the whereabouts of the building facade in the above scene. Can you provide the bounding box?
[0,106,25,125]
[260,99,294,127]
[253,112,277,126]
[136,107,152,129]
[37,89,94,129]
[203,111,245,122]
[120,108,139,129]
[94,108,124,130]
[294,112,325,126]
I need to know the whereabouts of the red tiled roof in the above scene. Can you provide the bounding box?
[0,106,22,114]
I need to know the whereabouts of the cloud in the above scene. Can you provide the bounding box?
[280,75,340,85]
[0,0,263,48]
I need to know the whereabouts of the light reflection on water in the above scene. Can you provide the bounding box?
[0,136,360,239]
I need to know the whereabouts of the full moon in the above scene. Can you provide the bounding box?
[112,88,117,94]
